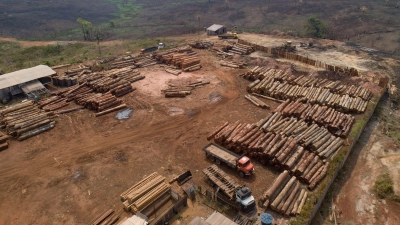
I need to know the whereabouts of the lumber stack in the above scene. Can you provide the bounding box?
[120,172,170,213]
[274,100,354,137]
[90,209,120,225]
[0,101,56,141]
[260,171,308,216]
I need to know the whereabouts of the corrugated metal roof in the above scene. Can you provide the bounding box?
[207,24,225,31]
[205,212,238,225]
[0,65,56,89]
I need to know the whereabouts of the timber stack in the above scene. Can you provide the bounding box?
[0,131,9,151]
[260,171,309,216]
[207,120,330,188]
[162,80,210,98]
[120,172,171,213]
[0,101,56,141]
[220,60,246,69]
[244,67,372,100]
[273,100,354,137]
[225,43,255,55]
[244,94,269,109]
[248,76,370,113]
[190,41,214,49]
[152,46,201,72]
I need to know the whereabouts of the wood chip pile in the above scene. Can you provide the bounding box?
[0,101,56,141]
[120,172,170,213]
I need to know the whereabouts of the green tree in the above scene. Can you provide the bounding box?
[109,20,116,28]
[304,17,328,38]
[77,18,92,41]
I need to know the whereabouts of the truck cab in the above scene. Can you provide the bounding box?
[235,186,256,212]
[237,156,254,177]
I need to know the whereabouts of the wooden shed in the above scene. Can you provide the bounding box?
[207,24,227,36]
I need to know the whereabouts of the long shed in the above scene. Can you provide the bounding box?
[0,65,55,102]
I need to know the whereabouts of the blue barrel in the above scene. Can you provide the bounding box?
[260,213,273,225]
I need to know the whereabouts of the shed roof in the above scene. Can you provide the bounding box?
[207,24,225,31]
[0,65,56,90]
[205,212,238,225]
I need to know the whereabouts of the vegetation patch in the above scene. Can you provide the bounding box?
[373,173,400,201]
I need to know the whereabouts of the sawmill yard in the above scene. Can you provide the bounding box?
[0,33,399,225]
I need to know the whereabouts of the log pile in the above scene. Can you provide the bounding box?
[190,41,214,49]
[64,65,91,77]
[152,46,201,72]
[248,77,369,113]
[0,131,9,151]
[274,100,354,137]
[75,92,124,112]
[244,94,269,109]
[208,119,330,185]
[162,80,210,98]
[0,101,56,141]
[226,43,255,55]
[120,172,170,213]
[260,171,308,216]
[244,67,372,101]
[220,60,246,69]
[98,56,118,64]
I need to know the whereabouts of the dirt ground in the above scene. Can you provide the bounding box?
[0,34,397,225]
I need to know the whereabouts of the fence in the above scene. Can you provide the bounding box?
[238,39,359,76]
[153,195,188,225]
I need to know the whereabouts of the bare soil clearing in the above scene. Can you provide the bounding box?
[0,34,396,225]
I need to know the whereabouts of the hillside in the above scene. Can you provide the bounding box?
[0,0,399,55]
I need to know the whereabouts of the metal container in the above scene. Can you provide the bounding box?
[260,213,273,225]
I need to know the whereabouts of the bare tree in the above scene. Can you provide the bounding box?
[360,6,368,15]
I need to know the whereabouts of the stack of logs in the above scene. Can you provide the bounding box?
[274,100,354,137]
[37,96,69,111]
[244,94,269,109]
[90,209,120,225]
[248,76,369,113]
[120,172,170,213]
[110,56,157,69]
[152,46,201,72]
[162,80,210,98]
[0,101,56,141]
[208,119,331,189]
[0,131,9,151]
[244,67,372,100]
[220,60,246,69]
[226,43,255,55]
[260,171,314,216]
[190,41,214,49]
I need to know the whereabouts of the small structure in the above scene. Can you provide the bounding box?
[207,24,227,36]
[120,215,148,225]
[0,65,55,102]
[188,211,238,225]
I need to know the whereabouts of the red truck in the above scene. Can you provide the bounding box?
[202,143,254,177]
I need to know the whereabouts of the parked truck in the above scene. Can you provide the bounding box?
[139,43,165,54]
[202,143,254,177]
[203,164,256,212]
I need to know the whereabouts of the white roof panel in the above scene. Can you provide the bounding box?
[0,65,56,89]
[207,24,225,31]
